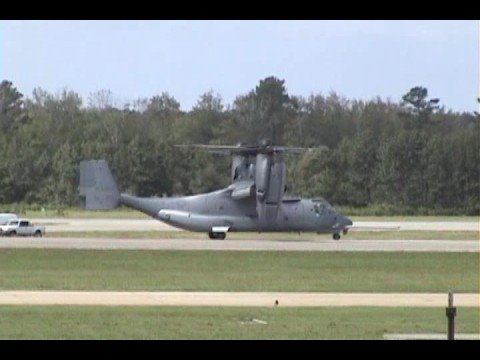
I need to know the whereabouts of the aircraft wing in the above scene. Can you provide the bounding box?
[227,180,255,200]
[174,144,254,155]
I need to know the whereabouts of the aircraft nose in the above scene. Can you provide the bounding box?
[342,216,353,227]
[334,214,352,228]
[332,213,352,230]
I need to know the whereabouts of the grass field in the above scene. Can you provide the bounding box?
[0,250,477,292]
[0,306,477,339]
[45,230,480,240]
[3,209,477,340]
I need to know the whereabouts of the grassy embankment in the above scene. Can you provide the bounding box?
[45,230,480,240]
[0,306,478,339]
[0,250,477,293]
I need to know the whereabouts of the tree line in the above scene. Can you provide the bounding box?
[0,77,478,215]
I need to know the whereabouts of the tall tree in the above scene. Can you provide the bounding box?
[0,80,477,216]
[234,76,295,144]
[401,86,440,124]
[0,80,28,132]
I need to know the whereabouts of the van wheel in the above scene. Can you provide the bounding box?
[34,231,42,237]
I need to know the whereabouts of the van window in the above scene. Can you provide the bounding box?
[19,221,29,227]
[0,214,17,225]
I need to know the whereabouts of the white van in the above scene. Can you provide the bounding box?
[0,213,19,226]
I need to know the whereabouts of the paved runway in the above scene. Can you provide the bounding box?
[0,291,477,307]
[0,237,478,252]
[30,218,480,232]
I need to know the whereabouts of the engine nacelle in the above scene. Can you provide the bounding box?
[255,154,271,202]
[255,155,286,225]
[232,155,249,182]
[265,161,286,205]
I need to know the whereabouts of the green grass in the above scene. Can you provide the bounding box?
[0,306,477,339]
[46,230,480,240]
[0,250,477,292]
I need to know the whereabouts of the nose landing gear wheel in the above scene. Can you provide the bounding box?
[333,233,341,240]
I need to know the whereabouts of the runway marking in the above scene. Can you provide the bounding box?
[0,238,478,252]
[0,291,478,307]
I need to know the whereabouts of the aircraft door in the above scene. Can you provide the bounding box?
[295,201,304,228]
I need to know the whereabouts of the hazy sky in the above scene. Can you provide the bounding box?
[1,20,478,112]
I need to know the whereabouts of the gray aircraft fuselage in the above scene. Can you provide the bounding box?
[120,190,352,234]
[79,159,352,238]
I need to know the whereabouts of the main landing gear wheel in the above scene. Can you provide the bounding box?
[208,231,226,240]
[333,233,341,240]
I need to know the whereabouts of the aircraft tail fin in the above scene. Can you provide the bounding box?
[79,160,120,210]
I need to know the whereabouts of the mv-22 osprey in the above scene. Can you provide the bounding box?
[79,139,353,240]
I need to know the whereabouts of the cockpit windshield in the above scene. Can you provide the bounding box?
[312,199,335,214]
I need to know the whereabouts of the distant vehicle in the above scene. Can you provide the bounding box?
[0,213,18,225]
[0,213,18,235]
[0,219,45,237]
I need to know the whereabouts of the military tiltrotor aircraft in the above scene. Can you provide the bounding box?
[79,139,353,240]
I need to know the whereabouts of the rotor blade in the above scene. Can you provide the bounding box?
[174,144,259,155]
[174,144,329,155]
[272,145,329,154]
[174,144,246,150]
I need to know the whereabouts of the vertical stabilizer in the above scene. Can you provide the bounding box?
[79,160,120,210]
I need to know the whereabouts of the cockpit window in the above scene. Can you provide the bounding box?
[312,199,335,214]
[324,202,334,211]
